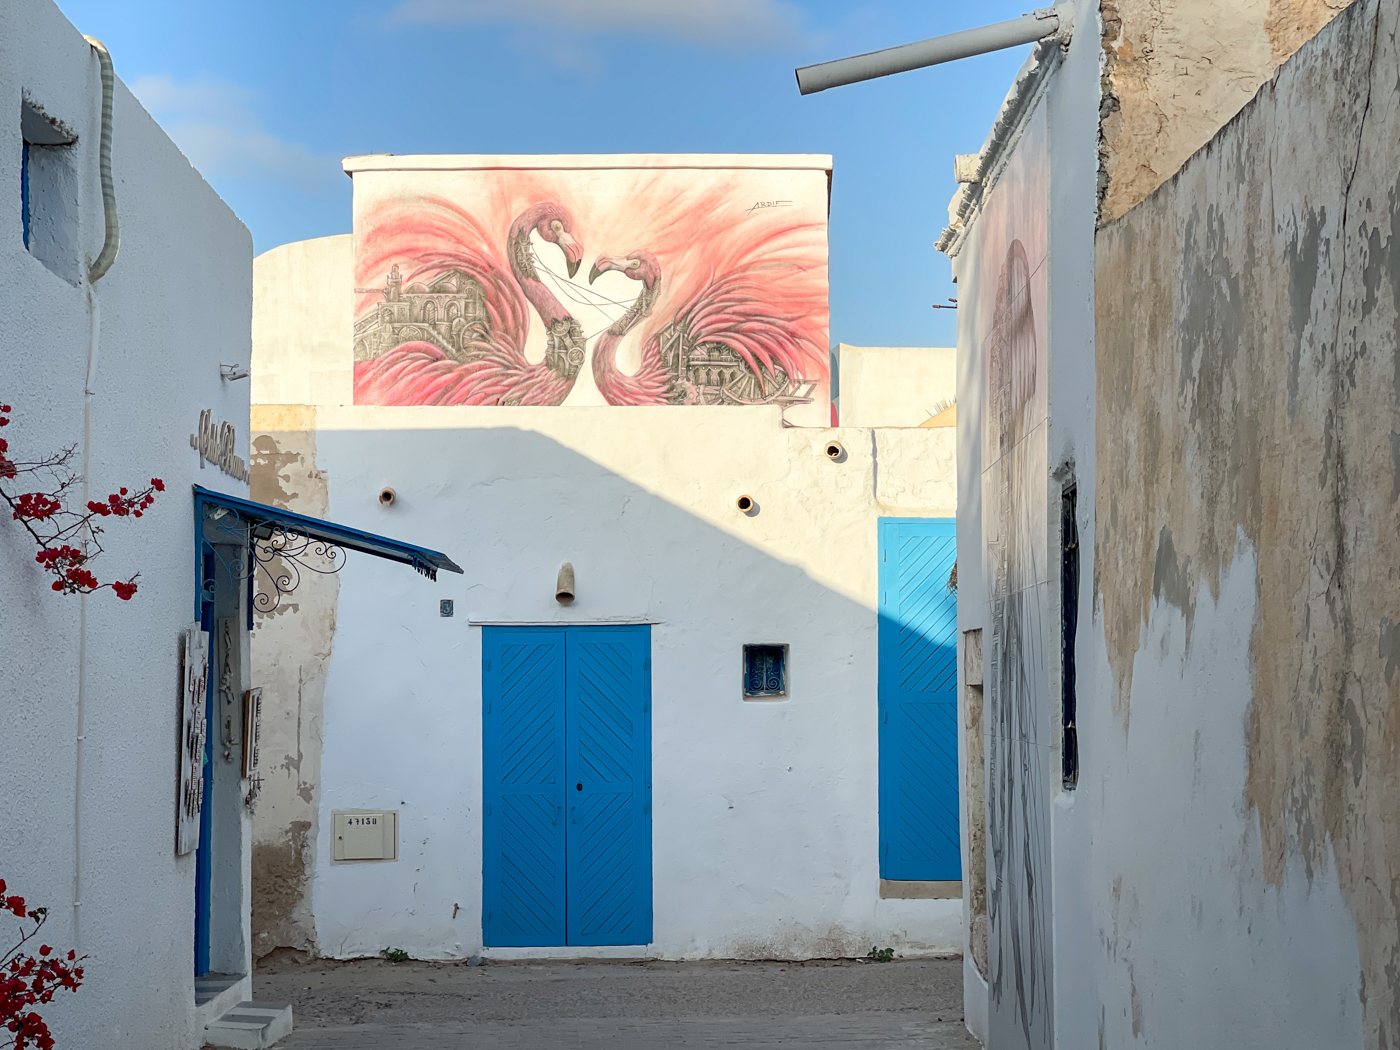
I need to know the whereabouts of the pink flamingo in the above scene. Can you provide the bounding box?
[588,249,824,407]
[354,203,587,406]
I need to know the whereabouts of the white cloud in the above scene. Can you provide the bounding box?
[393,0,810,48]
[131,74,338,194]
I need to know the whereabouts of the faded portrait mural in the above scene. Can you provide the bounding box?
[348,157,831,426]
[978,107,1052,1050]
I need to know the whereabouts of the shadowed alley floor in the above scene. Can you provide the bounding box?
[256,955,980,1049]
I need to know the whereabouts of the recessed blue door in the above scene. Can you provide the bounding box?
[878,518,961,881]
[483,625,651,947]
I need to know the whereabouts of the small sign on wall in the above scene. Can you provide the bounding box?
[332,810,398,862]
[176,625,209,856]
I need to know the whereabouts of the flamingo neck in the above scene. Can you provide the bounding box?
[593,278,660,396]
[507,218,569,326]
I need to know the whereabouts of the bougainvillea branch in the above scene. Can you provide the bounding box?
[0,402,163,601]
[0,879,85,1050]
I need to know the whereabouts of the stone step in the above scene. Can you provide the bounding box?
[204,1001,293,1049]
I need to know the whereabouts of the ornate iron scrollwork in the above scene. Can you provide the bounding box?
[203,507,346,614]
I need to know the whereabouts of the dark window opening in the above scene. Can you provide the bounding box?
[1061,483,1080,789]
[743,644,787,699]
[19,101,79,282]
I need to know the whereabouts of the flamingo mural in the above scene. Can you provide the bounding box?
[350,163,831,422]
[352,201,588,406]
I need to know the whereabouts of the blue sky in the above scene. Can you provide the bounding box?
[57,0,1035,348]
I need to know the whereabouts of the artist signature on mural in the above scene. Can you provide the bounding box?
[747,200,793,214]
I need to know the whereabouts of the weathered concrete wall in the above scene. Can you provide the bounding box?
[1092,1,1396,1044]
[1098,0,1357,222]
[0,0,252,1045]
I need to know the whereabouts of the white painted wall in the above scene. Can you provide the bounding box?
[835,344,955,428]
[0,2,251,1046]
[278,406,959,961]
[252,227,965,959]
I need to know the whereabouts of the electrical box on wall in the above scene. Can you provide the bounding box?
[331,810,398,862]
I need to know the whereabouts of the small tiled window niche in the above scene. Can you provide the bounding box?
[743,644,788,700]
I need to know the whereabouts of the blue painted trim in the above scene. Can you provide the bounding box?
[193,565,215,974]
[20,143,30,250]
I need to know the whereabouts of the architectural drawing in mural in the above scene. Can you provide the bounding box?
[984,234,1053,1050]
[349,166,829,419]
[588,251,818,409]
[353,265,489,362]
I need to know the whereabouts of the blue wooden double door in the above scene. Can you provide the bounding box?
[482,625,652,947]
[878,519,961,881]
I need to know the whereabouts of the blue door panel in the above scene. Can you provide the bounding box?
[879,519,961,881]
[483,629,567,946]
[483,625,651,947]
[566,628,652,946]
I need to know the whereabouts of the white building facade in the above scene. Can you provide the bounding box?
[249,154,966,964]
[0,2,255,1046]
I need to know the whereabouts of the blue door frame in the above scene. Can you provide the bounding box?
[193,547,215,975]
[482,625,652,947]
[878,518,961,881]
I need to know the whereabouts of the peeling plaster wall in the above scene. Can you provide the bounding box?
[0,1,252,1045]
[1098,0,1357,223]
[249,404,335,961]
[1090,1,1397,1044]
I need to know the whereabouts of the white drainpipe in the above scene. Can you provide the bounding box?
[72,34,118,952]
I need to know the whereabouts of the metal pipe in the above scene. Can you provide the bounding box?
[795,5,1071,95]
[83,36,119,282]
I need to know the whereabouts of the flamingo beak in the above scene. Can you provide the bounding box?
[588,256,613,285]
[557,230,583,278]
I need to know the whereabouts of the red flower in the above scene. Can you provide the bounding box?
[112,581,137,601]
[151,478,165,492]
[6,896,26,917]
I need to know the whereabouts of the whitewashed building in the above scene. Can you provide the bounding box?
[0,1,256,1045]
[1,5,463,1047]
[248,154,966,964]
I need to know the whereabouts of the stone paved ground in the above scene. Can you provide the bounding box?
[257,955,980,1049]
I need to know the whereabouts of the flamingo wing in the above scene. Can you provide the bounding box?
[353,198,557,406]
[645,263,826,402]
